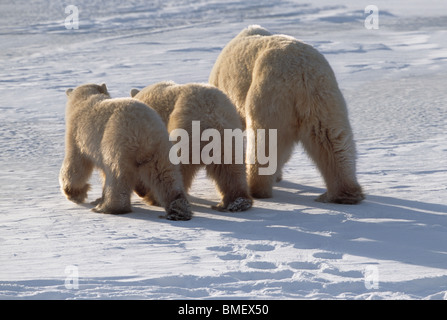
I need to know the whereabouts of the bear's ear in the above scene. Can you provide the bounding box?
[99,83,108,94]
[130,88,140,97]
[66,88,74,96]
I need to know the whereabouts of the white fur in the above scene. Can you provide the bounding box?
[209,25,364,204]
[131,81,253,211]
[59,83,192,219]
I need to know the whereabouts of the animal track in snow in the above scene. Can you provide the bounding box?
[245,244,275,251]
[289,261,320,270]
[246,261,277,270]
[313,251,343,259]
[207,242,279,264]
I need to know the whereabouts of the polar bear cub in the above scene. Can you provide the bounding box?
[59,83,192,220]
[131,81,252,212]
[209,25,364,204]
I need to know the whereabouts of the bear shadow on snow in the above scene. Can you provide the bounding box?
[122,186,447,272]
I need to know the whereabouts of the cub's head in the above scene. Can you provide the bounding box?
[66,83,109,99]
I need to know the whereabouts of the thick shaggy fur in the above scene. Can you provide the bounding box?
[59,83,192,220]
[131,81,252,212]
[209,25,364,204]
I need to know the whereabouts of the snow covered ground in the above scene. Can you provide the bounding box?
[1,0,447,299]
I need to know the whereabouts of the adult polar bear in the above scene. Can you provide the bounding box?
[209,25,364,204]
[59,83,192,220]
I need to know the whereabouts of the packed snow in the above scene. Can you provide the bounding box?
[1,0,446,299]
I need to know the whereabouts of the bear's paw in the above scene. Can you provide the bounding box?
[212,197,253,212]
[166,197,192,221]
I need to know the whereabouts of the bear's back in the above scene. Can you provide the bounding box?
[134,82,179,125]
[99,98,166,132]
[136,82,242,132]
[229,30,327,79]
[97,98,171,161]
[210,26,333,112]
[169,83,243,132]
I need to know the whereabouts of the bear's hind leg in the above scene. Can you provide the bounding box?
[180,163,202,193]
[134,179,161,206]
[246,125,295,199]
[244,75,297,198]
[59,153,94,204]
[245,126,275,199]
[91,170,106,206]
[92,169,134,214]
[206,163,252,212]
[141,160,193,221]
[300,118,364,205]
